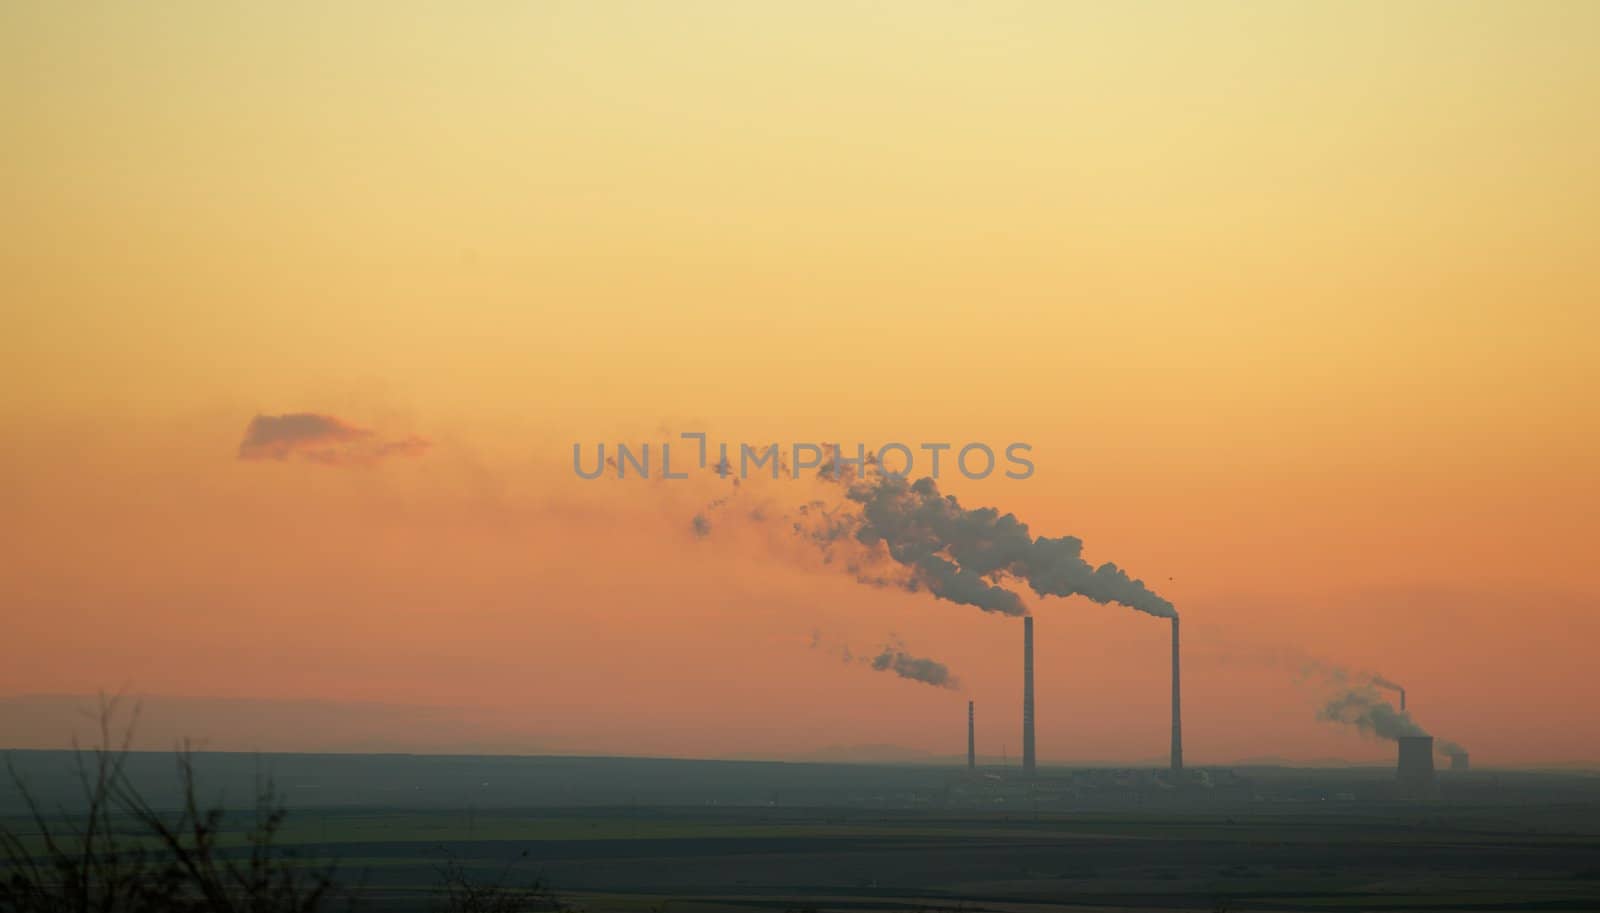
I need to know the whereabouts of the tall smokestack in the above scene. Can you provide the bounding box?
[1171,616,1183,776]
[967,701,975,770]
[1023,616,1036,776]
[1400,689,1406,712]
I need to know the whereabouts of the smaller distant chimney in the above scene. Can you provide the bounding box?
[1400,689,1406,712]
[967,701,975,771]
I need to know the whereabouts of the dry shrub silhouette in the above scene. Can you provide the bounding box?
[2,695,566,913]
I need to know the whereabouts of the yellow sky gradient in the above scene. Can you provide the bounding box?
[3,2,1598,765]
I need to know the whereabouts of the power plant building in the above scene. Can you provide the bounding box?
[1398,735,1438,798]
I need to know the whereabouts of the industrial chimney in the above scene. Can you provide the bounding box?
[1170,616,1183,776]
[967,700,975,771]
[1397,735,1437,798]
[1400,689,1406,712]
[1022,616,1036,776]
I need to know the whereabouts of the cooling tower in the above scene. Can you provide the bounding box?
[1022,616,1035,776]
[1397,735,1437,797]
[967,700,975,771]
[1170,616,1183,775]
[1451,752,1469,771]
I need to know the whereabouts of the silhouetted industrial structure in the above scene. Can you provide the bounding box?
[1171,616,1183,775]
[1022,617,1036,776]
[967,700,975,770]
[1398,735,1438,798]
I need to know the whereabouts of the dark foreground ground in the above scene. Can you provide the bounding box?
[5,752,1600,912]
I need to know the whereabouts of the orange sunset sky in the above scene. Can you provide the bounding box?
[3,2,1598,766]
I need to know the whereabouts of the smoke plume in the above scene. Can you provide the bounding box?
[1370,675,1405,708]
[1436,739,1469,764]
[1371,675,1404,693]
[806,472,1174,619]
[809,631,960,690]
[869,645,960,690]
[1319,683,1471,763]
[1311,665,1470,761]
[1318,685,1428,741]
